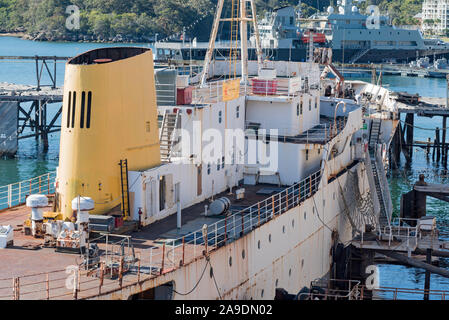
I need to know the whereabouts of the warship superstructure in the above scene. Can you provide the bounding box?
[155,0,449,64]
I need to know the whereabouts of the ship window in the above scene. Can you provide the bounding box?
[86,91,92,128]
[300,101,303,114]
[67,91,71,128]
[218,111,222,123]
[236,106,240,118]
[80,91,85,128]
[309,99,311,111]
[207,163,211,175]
[296,103,299,116]
[222,156,225,169]
[71,91,76,128]
[306,150,309,160]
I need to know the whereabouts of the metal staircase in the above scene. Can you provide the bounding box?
[370,159,389,227]
[159,110,179,163]
[369,119,381,149]
[368,119,389,227]
[119,159,130,220]
[349,47,371,64]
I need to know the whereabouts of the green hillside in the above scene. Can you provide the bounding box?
[0,0,424,42]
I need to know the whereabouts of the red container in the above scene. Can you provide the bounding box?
[177,86,193,105]
[251,79,277,95]
[113,215,124,228]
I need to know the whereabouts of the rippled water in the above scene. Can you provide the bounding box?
[0,37,448,298]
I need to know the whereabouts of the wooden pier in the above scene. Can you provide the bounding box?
[335,62,449,79]
[0,55,68,156]
[389,93,449,167]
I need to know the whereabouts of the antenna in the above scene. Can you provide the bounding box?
[200,0,264,86]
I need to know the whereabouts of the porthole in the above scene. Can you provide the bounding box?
[258,240,261,249]
[282,226,285,233]
[292,219,295,228]
[261,289,264,298]
[301,259,304,267]
[229,256,232,267]
[289,269,292,277]
[210,267,214,278]
[304,212,307,220]
[275,279,279,287]
[242,250,245,259]
[268,234,271,242]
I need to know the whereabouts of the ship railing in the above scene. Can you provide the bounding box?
[363,285,449,300]
[296,279,361,300]
[245,119,347,144]
[0,171,56,211]
[143,169,323,277]
[375,217,420,247]
[191,76,306,104]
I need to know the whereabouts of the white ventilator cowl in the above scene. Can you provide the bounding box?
[26,194,48,221]
[71,197,94,211]
[72,197,94,224]
[26,194,48,208]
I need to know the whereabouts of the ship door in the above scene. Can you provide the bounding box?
[197,165,202,196]
[145,179,157,218]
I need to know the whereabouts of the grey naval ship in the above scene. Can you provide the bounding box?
[155,0,449,64]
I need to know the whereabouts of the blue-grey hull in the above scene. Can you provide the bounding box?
[157,47,449,64]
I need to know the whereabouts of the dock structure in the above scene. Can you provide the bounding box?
[336,63,449,79]
[349,178,449,300]
[0,55,68,156]
[389,93,449,167]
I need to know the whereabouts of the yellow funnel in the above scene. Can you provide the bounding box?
[56,47,161,219]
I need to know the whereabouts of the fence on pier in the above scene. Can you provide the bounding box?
[0,171,56,211]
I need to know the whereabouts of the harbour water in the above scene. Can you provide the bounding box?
[0,36,448,299]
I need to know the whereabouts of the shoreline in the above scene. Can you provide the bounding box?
[0,32,26,38]
[0,32,153,44]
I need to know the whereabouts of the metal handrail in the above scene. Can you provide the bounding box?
[0,171,56,211]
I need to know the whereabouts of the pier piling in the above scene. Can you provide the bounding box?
[436,128,441,163]
[405,114,414,161]
[443,117,447,165]
[424,249,432,301]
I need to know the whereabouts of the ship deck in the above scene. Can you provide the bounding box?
[0,182,292,300]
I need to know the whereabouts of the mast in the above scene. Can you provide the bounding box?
[200,0,264,86]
